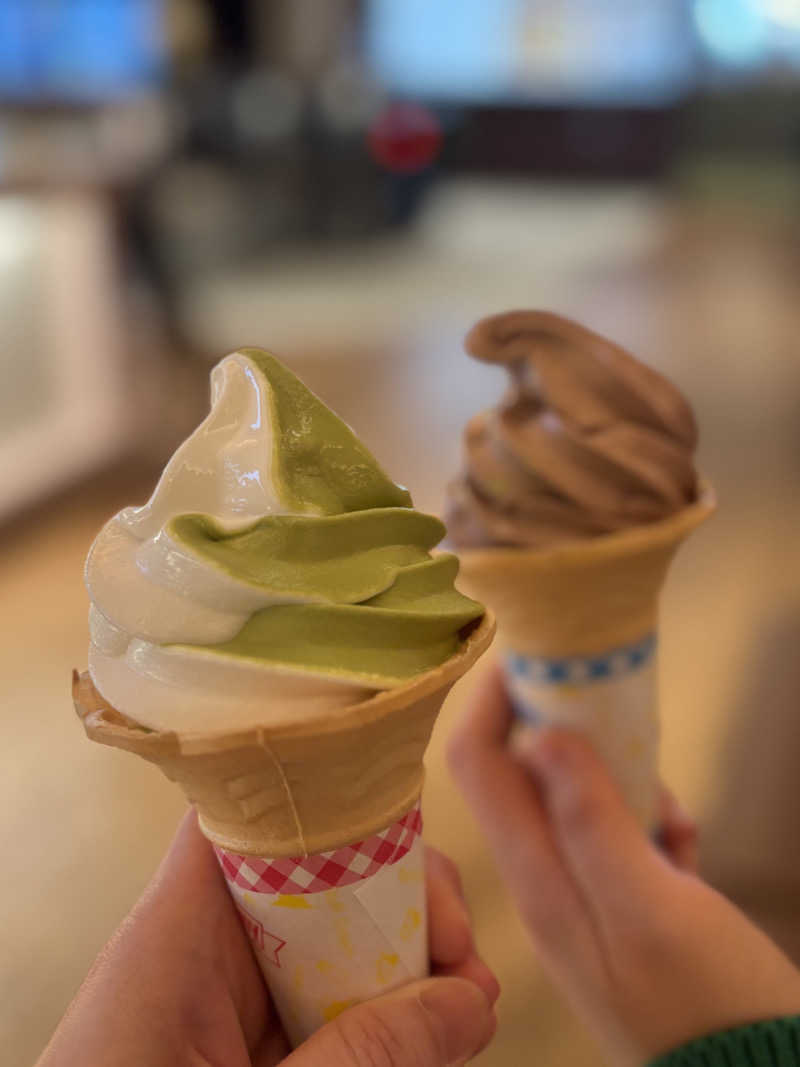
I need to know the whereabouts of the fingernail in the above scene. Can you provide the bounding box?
[446,882,472,929]
[419,978,493,1062]
[457,906,475,955]
[476,959,502,1006]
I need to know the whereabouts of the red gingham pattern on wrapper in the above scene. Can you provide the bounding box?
[215,804,423,895]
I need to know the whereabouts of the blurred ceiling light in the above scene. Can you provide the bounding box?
[693,0,769,64]
[231,70,303,146]
[758,0,800,29]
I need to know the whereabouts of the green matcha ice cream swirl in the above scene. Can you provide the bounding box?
[167,510,481,684]
[86,349,483,732]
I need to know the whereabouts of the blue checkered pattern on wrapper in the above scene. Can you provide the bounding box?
[506,632,656,685]
[505,633,657,724]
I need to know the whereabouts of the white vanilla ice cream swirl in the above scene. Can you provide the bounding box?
[86,350,483,735]
[86,353,372,733]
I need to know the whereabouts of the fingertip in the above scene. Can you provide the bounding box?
[431,912,473,968]
[437,956,501,1007]
[655,787,699,873]
[514,727,596,808]
[426,866,474,968]
[447,661,514,773]
[482,964,502,1007]
[417,976,496,1060]
[516,725,586,771]
[177,806,203,845]
[293,976,495,1066]
[425,846,465,901]
[518,727,608,834]
[147,807,226,924]
[669,798,697,838]
[171,807,216,869]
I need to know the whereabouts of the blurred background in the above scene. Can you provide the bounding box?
[3,1,800,1063]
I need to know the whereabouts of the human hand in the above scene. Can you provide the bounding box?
[38,811,499,1067]
[448,664,800,1066]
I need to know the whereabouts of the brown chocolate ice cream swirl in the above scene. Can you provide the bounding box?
[446,311,699,549]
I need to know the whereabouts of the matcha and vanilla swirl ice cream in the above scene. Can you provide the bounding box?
[87,350,484,733]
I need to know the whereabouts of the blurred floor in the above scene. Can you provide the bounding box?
[3,185,800,1065]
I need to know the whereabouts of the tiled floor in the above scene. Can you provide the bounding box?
[4,192,800,1065]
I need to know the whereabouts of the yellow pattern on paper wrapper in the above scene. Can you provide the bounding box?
[326,888,345,913]
[323,998,359,1022]
[316,959,332,975]
[272,894,312,909]
[397,865,423,884]
[335,915,353,957]
[400,907,421,942]
[376,952,399,985]
[552,683,582,695]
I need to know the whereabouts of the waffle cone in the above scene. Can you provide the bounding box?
[455,486,715,658]
[455,488,714,828]
[73,612,494,857]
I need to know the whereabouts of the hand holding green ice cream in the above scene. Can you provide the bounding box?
[76,343,493,1048]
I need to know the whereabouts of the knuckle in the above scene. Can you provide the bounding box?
[554,778,597,837]
[518,885,570,946]
[331,998,442,1067]
[330,1008,400,1067]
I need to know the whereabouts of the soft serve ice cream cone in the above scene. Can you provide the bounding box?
[75,349,493,1044]
[446,312,714,828]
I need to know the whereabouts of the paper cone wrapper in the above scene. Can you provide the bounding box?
[213,803,427,1045]
[72,612,493,1044]
[455,489,715,827]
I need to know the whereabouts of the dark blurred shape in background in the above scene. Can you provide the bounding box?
[4,4,800,1066]
[4,0,800,520]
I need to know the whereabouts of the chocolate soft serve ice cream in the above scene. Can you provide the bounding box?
[447,311,713,828]
[446,310,699,550]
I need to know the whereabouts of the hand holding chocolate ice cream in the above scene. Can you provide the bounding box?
[447,311,714,828]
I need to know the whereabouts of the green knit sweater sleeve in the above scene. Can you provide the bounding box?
[648,1017,800,1066]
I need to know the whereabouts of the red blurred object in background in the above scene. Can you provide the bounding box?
[367,101,442,173]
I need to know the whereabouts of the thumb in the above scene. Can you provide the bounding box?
[282,977,495,1067]
[517,728,671,917]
